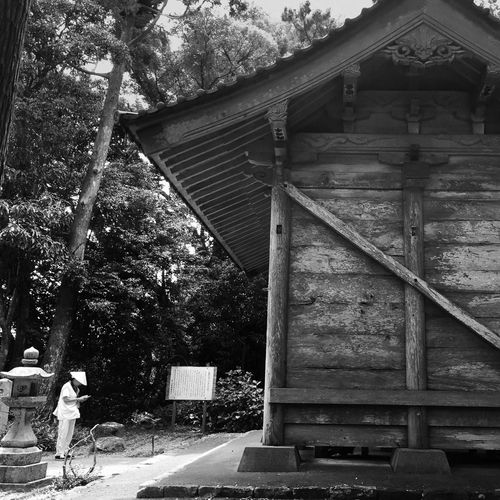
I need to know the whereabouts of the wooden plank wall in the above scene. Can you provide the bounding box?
[286,153,500,449]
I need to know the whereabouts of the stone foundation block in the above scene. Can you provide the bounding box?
[0,461,47,484]
[219,485,254,498]
[391,448,451,474]
[422,490,468,500]
[254,486,294,498]
[198,485,223,497]
[0,476,53,491]
[238,445,300,472]
[292,486,330,498]
[136,480,164,498]
[378,489,423,500]
[330,486,377,499]
[0,446,42,466]
[162,485,198,497]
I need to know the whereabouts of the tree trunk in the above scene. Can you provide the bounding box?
[0,0,31,193]
[0,264,20,370]
[0,0,31,361]
[0,293,17,370]
[41,16,135,404]
[0,323,14,371]
[4,259,32,368]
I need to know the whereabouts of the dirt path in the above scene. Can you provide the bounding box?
[2,431,241,500]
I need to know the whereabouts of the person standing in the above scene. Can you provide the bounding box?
[53,371,90,459]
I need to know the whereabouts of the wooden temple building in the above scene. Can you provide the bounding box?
[121,0,500,467]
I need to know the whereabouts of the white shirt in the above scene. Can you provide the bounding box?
[53,381,80,420]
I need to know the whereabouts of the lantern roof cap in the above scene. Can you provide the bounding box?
[0,346,53,379]
[0,366,54,380]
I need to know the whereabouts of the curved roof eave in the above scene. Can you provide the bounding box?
[117,0,500,274]
[119,0,500,130]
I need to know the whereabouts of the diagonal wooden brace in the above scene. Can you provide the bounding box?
[282,182,500,350]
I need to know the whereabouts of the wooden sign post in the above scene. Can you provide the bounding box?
[166,366,217,433]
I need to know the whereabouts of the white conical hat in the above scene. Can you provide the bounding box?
[70,371,87,385]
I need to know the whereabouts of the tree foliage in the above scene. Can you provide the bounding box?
[1,0,343,421]
[185,255,267,380]
[280,0,336,51]
[0,0,32,192]
[68,161,200,419]
[177,369,264,432]
[475,0,500,16]
[0,0,106,369]
[130,7,278,104]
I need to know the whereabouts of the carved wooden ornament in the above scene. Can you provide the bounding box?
[265,100,288,142]
[383,25,465,69]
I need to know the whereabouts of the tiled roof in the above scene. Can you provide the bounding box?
[119,0,499,123]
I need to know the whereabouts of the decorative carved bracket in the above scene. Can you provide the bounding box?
[342,64,361,133]
[383,25,465,69]
[472,64,500,134]
[266,100,289,164]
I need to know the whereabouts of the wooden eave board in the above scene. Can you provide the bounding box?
[121,0,500,273]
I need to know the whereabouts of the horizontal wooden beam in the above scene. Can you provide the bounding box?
[270,388,500,408]
[282,182,500,350]
[291,133,500,158]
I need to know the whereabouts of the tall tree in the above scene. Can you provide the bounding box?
[41,0,250,403]
[67,160,200,419]
[41,1,164,398]
[0,0,32,226]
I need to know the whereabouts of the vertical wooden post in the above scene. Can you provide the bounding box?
[263,164,290,446]
[202,400,207,434]
[403,156,429,449]
[263,101,291,446]
[171,401,177,428]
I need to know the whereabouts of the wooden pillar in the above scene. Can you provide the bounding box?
[263,165,290,445]
[403,154,429,449]
[263,101,290,446]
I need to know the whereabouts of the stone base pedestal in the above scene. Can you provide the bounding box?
[238,446,301,472]
[0,476,53,491]
[391,448,451,474]
[0,461,48,484]
[0,445,51,490]
[0,446,43,466]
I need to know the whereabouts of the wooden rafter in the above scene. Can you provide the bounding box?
[282,182,500,350]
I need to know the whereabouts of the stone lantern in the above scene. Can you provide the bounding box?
[0,347,53,489]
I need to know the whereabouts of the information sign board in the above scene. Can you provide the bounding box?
[166,366,217,401]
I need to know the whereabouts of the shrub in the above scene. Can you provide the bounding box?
[32,418,58,451]
[176,369,263,432]
[129,410,161,427]
[31,418,91,452]
[209,369,263,432]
